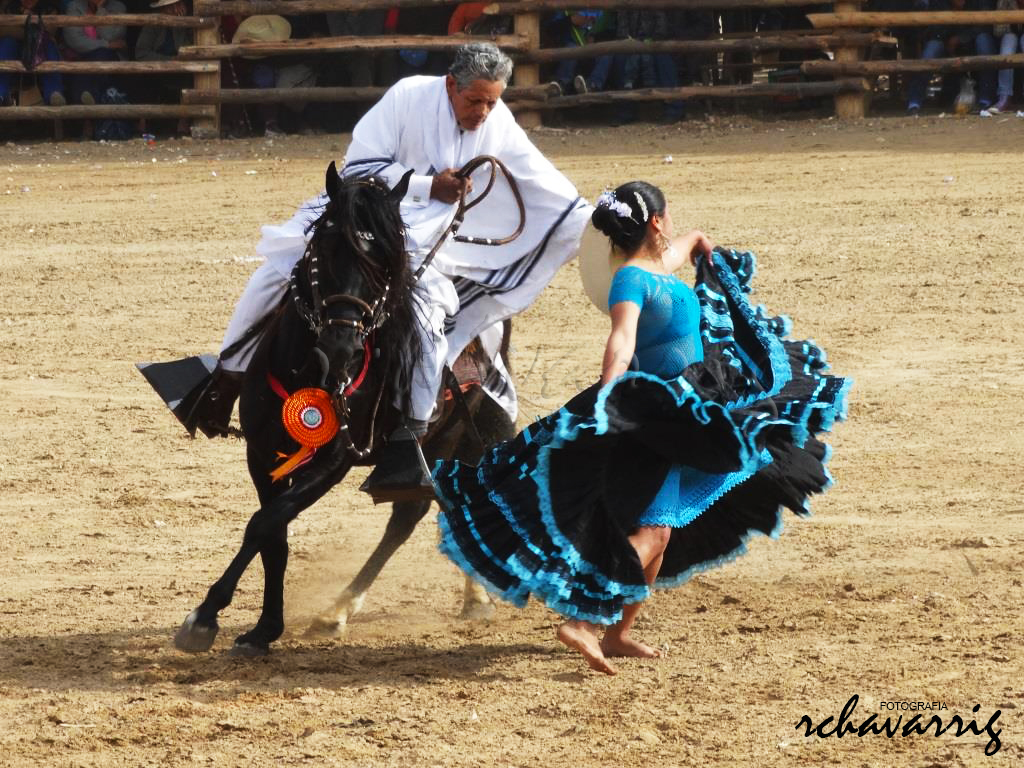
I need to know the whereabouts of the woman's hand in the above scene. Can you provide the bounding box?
[686,230,714,266]
[667,229,714,269]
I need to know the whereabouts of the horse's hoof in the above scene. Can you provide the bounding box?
[173,609,219,653]
[229,641,270,658]
[305,615,347,639]
[459,602,496,621]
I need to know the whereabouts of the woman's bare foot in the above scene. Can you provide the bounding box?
[557,621,617,675]
[600,633,661,659]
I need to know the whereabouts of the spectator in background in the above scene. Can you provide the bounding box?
[448,2,512,37]
[906,0,997,113]
[614,9,683,122]
[547,9,614,95]
[325,9,392,87]
[231,14,318,136]
[135,0,192,134]
[395,3,454,78]
[0,0,66,106]
[135,0,191,60]
[991,0,1024,112]
[668,9,716,90]
[63,0,127,106]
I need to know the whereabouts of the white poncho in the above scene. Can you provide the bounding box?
[340,75,593,354]
[249,75,592,420]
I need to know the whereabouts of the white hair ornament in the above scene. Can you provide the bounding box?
[596,190,635,221]
[633,192,649,222]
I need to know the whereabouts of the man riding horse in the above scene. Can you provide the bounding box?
[194,43,593,502]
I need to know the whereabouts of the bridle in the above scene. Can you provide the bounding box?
[289,241,390,343]
[287,154,524,461]
[288,234,391,461]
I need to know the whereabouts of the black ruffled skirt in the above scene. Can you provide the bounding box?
[432,249,851,624]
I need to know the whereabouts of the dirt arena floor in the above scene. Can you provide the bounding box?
[1,115,1023,768]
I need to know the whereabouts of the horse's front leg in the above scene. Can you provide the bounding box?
[230,520,289,657]
[307,498,432,637]
[175,454,351,655]
[173,537,260,653]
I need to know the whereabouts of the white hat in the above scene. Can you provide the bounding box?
[232,15,292,45]
[577,222,625,316]
[150,0,182,7]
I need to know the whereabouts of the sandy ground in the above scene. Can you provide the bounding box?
[1,114,1023,767]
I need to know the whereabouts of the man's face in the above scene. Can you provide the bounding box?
[445,76,505,132]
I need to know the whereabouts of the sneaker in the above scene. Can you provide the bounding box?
[988,96,1009,114]
[80,91,95,106]
[545,81,563,98]
[907,102,921,116]
[573,74,588,94]
[48,91,66,107]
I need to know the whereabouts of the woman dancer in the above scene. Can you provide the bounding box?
[432,181,851,675]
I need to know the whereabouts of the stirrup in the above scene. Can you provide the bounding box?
[359,427,435,504]
[186,367,243,439]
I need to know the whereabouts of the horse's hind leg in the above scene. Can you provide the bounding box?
[307,499,432,637]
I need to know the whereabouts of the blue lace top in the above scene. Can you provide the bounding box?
[607,265,703,378]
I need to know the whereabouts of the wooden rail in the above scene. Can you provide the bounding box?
[524,33,884,63]
[177,33,531,60]
[483,0,830,11]
[0,13,211,27]
[181,82,560,104]
[195,0,828,14]
[0,60,219,74]
[196,0,468,15]
[803,52,1024,77]
[509,79,865,111]
[809,11,1024,28]
[0,104,215,121]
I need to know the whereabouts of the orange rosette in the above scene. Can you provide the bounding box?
[270,388,339,482]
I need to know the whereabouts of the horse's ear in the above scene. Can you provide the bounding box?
[325,161,340,203]
[389,169,415,203]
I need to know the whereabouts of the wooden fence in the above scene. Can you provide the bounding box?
[4,2,1024,135]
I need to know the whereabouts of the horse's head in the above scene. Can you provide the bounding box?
[291,162,417,397]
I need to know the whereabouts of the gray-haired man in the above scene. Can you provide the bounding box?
[198,43,593,500]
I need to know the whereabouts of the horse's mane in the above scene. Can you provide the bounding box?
[302,174,424,415]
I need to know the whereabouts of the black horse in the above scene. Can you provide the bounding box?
[173,164,515,656]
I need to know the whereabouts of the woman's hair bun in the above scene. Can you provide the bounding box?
[591,181,665,253]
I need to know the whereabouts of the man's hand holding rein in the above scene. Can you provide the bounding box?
[431,169,473,204]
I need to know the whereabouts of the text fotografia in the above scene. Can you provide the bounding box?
[796,695,1003,756]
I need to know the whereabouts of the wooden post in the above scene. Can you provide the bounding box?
[514,9,542,128]
[833,0,865,118]
[191,12,220,138]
